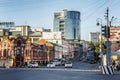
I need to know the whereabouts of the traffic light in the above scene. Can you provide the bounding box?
[105,26,110,38]
[101,26,105,36]
[101,26,110,38]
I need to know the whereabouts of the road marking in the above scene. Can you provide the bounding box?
[37,68,100,72]
[0,68,100,72]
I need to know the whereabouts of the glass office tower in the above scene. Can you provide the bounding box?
[53,9,81,41]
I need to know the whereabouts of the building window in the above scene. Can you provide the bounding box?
[33,38,39,43]
[33,51,37,57]
[3,49,7,57]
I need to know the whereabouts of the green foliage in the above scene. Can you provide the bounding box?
[87,41,95,50]
[86,41,107,61]
[94,47,99,53]
[94,41,106,54]
[94,41,107,61]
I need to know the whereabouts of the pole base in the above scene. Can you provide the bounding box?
[101,66,114,75]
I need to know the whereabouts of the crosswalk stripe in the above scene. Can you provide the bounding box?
[102,66,114,75]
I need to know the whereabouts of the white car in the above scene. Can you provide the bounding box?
[65,61,72,68]
[47,62,56,68]
[52,61,61,66]
[52,58,61,66]
[28,62,39,68]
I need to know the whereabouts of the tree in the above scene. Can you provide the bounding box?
[94,42,100,61]
[94,41,106,54]
[87,41,95,50]
[94,41,107,61]
[86,41,107,62]
[94,42,100,53]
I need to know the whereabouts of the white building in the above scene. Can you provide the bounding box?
[81,40,88,52]
[54,45,63,59]
[28,27,51,43]
[42,32,74,59]
[42,32,62,44]
[7,26,51,43]
[89,32,100,44]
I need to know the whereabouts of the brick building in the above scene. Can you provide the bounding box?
[0,36,54,67]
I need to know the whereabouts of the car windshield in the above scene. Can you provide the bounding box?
[53,58,61,62]
[66,61,71,64]
[49,62,54,64]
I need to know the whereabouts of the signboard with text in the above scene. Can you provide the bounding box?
[0,22,15,28]
[109,27,120,41]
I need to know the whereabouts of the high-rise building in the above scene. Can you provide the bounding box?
[53,9,81,42]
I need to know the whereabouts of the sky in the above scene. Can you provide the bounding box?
[0,0,120,41]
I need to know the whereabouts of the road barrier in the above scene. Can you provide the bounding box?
[102,66,114,75]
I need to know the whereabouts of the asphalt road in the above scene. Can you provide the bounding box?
[0,62,120,80]
[0,68,120,80]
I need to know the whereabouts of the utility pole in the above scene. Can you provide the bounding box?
[105,8,111,66]
[97,8,114,75]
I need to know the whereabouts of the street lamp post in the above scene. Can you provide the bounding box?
[109,16,117,27]
[96,18,103,66]
[96,18,102,53]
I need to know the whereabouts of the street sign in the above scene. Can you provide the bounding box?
[99,52,104,56]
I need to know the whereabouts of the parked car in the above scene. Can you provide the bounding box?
[28,62,39,68]
[61,59,69,66]
[47,62,56,68]
[52,58,61,66]
[65,61,72,68]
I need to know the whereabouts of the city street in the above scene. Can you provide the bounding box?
[0,0,120,80]
[0,62,120,80]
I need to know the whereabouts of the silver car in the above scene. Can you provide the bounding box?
[47,62,56,68]
[28,62,39,68]
[65,61,72,68]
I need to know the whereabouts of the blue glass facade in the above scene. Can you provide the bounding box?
[53,10,80,40]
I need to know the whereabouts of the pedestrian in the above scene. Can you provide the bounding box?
[115,59,120,71]
[112,60,115,69]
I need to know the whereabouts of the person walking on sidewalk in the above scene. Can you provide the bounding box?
[115,59,120,71]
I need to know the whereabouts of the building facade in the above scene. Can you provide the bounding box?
[0,36,31,67]
[109,27,120,51]
[53,9,81,41]
[32,39,54,64]
[0,25,51,43]
[0,36,54,67]
[89,32,100,45]
[42,32,74,59]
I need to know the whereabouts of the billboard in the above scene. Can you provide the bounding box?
[109,27,120,41]
[0,22,15,28]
